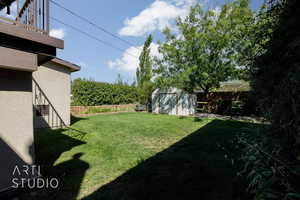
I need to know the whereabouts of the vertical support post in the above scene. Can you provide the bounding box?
[45,0,49,32]
[39,0,41,30]
[52,109,54,128]
[34,0,37,27]
[42,0,44,30]
[34,81,37,105]
[16,0,20,21]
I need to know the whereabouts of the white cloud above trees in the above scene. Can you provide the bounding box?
[108,43,160,74]
[119,0,197,37]
[109,0,210,76]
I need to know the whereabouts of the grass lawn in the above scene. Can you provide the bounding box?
[25,113,259,200]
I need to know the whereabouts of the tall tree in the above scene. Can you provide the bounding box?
[242,1,300,198]
[252,0,300,143]
[136,35,153,105]
[155,0,254,94]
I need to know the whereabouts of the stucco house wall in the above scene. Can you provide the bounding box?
[0,69,35,192]
[152,88,197,116]
[0,57,79,193]
[32,61,72,128]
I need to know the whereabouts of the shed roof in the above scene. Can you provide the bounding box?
[49,58,81,72]
[194,80,250,93]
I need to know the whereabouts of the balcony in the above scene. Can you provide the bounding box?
[0,0,49,35]
[0,0,63,68]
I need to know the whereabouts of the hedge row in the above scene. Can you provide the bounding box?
[71,79,138,106]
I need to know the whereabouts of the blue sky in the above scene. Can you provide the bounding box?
[49,0,263,84]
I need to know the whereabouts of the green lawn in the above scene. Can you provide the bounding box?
[26,113,258,200]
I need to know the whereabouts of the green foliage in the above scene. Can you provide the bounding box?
[136,35,154,105]
[71,78,138,106]
[155,0,254,93]
[240,0,300,199]
[238,127,300,200]
[137,35,153,87]
[251,0,300,147]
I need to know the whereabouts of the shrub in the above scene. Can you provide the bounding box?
[71,79,138,106]
[239,0,300,199]
[238,126,300,200]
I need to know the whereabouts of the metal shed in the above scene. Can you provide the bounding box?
[152,88,197,116]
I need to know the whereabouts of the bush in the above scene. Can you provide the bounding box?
[72,79,138,106]
[239,0,300,199]
[238,127,300,200]
[251,0,300,145]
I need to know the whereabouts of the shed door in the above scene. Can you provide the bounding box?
[159,93,178,115]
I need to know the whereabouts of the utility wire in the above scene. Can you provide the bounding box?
[21,5,139,58]
[49,0,140,50]
[51,17,139,58]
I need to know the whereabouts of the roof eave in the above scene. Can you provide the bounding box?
[50,58,81,72]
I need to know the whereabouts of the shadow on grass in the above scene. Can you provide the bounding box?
[71,115,87,125]
[82,120,259,200]
[26,119,260,200]
[30,129,89,200]
[194,117,204,122]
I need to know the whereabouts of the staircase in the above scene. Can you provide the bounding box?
[32,78,66,129]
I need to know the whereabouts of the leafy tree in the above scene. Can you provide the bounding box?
[251,0,300,145]
[136,35,154,105]
[155,0,254,94]
[240,0,300,199]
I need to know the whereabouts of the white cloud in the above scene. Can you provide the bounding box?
[108,43,160,74]
[49,29,66,39]
[119,0,197,37]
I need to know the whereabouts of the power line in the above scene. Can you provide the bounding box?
[49,0,140,50]
[51,16,139,58]
[22,5,139,58]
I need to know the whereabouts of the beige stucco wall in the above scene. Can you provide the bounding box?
[33,62,71,128]
[0,69,34,191]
